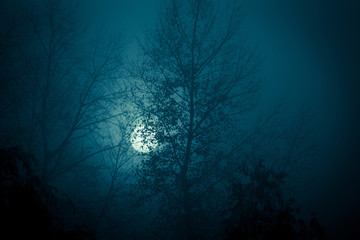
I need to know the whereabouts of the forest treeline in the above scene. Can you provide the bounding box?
[0,0,324,239]
[0,147,324,239]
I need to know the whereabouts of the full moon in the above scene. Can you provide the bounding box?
[130,125,158,153]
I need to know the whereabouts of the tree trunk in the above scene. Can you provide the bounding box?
[181,172,195,240]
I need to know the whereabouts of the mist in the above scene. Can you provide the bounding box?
[0,0,359,239]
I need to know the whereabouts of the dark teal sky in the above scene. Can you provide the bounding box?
[86,1,360,237]
[1,0,358,238]
[15,0,356,237]
[248,1,360,238]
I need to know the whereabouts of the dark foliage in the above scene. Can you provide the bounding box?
[0,147,96,240]
[224,159,324,240]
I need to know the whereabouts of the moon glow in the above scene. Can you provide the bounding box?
[130,125,158,153]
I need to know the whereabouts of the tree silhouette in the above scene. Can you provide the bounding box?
[0,1,325,239]
[1,0,124,182]
[224,158,324,240]
[129,0,260,238]
[0,147,96,239]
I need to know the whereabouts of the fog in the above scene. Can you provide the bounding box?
[0,0,359,239]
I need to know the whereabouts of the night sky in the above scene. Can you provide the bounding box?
[1,0,359,239]
[250,1,360,238]
[105,1,360,237]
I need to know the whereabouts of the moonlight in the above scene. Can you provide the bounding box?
[130,125,158,153]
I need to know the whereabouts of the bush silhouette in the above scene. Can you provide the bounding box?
[224,160,324,240]
[0,147,95,240]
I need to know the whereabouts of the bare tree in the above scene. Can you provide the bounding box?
[129,0,261,238]
[91,115,140,239]
[5,0,124,182]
